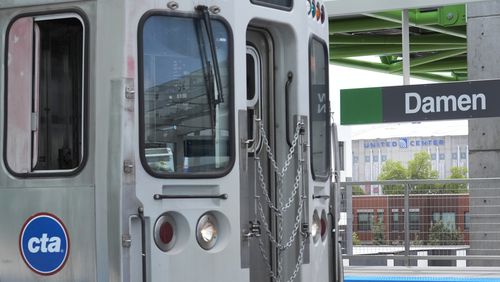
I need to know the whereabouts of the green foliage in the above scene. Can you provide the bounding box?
[352,232,361,245]
[378,160,407,194]
[428,220,464,245]
[379,151,467,195]
[372,221,385,245]
[441,166,468,194]
[352,185,366,195]
[407,151,439,193]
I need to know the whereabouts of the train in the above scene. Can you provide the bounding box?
[0,0,343,281]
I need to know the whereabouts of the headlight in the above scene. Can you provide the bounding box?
[196,213,218,250]
[312,210,321,243]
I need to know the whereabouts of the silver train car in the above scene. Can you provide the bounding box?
[0,0,343,281]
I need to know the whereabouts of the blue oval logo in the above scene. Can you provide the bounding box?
[19,213,70,275]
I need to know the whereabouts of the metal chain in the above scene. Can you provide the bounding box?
[253,119,306,282]
[258,120,303,181]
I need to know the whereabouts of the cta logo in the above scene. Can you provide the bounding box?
[19,213,70,275]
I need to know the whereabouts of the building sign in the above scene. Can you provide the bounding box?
[363,137,445,149]
[341,79,500,124]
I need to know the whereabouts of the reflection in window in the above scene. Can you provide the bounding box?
[309,38,330,180]
[141,15,231,175]
[5,15,85,174]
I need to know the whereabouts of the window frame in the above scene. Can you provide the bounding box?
[308,35,331,182]
[137,10,235,179]
[3,10,89,178]
[250,0,293,11]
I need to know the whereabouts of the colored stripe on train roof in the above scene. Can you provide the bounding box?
[345,276,500,282]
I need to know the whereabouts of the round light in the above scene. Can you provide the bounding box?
[154,213,177,252]
[160,221,174,245]
[196,213,218,250]
[312,210,321,243]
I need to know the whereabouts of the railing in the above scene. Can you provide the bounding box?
[340,178,500,268]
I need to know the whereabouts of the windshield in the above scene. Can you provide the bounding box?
[140,15,232,176]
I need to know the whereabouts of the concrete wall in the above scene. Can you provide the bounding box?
[467,0,500,266]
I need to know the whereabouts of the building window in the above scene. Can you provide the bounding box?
[364,156,371,162]
[353,155,359,163]
[460,152,467,159]
[381,155,387,162]
[431,153,436,160]
[5,14,86,175]
[377,211,384,223]
[432,212,456,230]
[452,153,458,160]
[358,212,373,231]
[139,14,232,177]
[409,211,420,231]
[373,156,379,162]
[439,153,445,160]
[391,212,400,231]
[309,37,331,181]
[464,212,470,230]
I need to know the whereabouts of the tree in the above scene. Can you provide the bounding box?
[428,220,464,245]
[407,151,439,194]
[378,160,407,194]
[352,185,366,195]
[352,232,361,245]
[442,166,468,194]
[372,221,385,245]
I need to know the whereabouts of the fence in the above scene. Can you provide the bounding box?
[340,178,500,268]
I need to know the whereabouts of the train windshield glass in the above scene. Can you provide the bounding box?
[309,37,331,181]
[140,15,231,176]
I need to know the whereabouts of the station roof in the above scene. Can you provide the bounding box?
[325,1,488,82]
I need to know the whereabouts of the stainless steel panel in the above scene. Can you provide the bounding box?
[0,187,96,282]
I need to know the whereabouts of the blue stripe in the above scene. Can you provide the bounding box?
[345,276,500,282]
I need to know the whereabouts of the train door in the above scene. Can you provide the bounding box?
[134,9,246,282]
[242,27,308,282]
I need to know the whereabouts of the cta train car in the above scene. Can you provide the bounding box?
[0,0,342,281]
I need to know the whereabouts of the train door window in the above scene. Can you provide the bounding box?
[5,14,86,176]
[309,36,331,181]
[251,0,292,10]
[139,14,232,177]
[246,46,262,152]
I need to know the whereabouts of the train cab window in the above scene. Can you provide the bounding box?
[251,0,292,10]
[5,14,86,176]
[139,15,232,177]
[309,37,331,181]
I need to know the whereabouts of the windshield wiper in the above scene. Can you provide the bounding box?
[196,5,224,105]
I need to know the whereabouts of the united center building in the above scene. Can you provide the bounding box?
[351,123,468,195]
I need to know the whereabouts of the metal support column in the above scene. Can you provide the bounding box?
[402,9,410,85]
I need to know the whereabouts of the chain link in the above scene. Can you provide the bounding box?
[252,120,307,282]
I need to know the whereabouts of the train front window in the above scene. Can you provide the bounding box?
[4,14,86,176]
[140,15,232,177]
[309,37,331,181]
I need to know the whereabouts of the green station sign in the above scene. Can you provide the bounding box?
[340,79,500,125]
